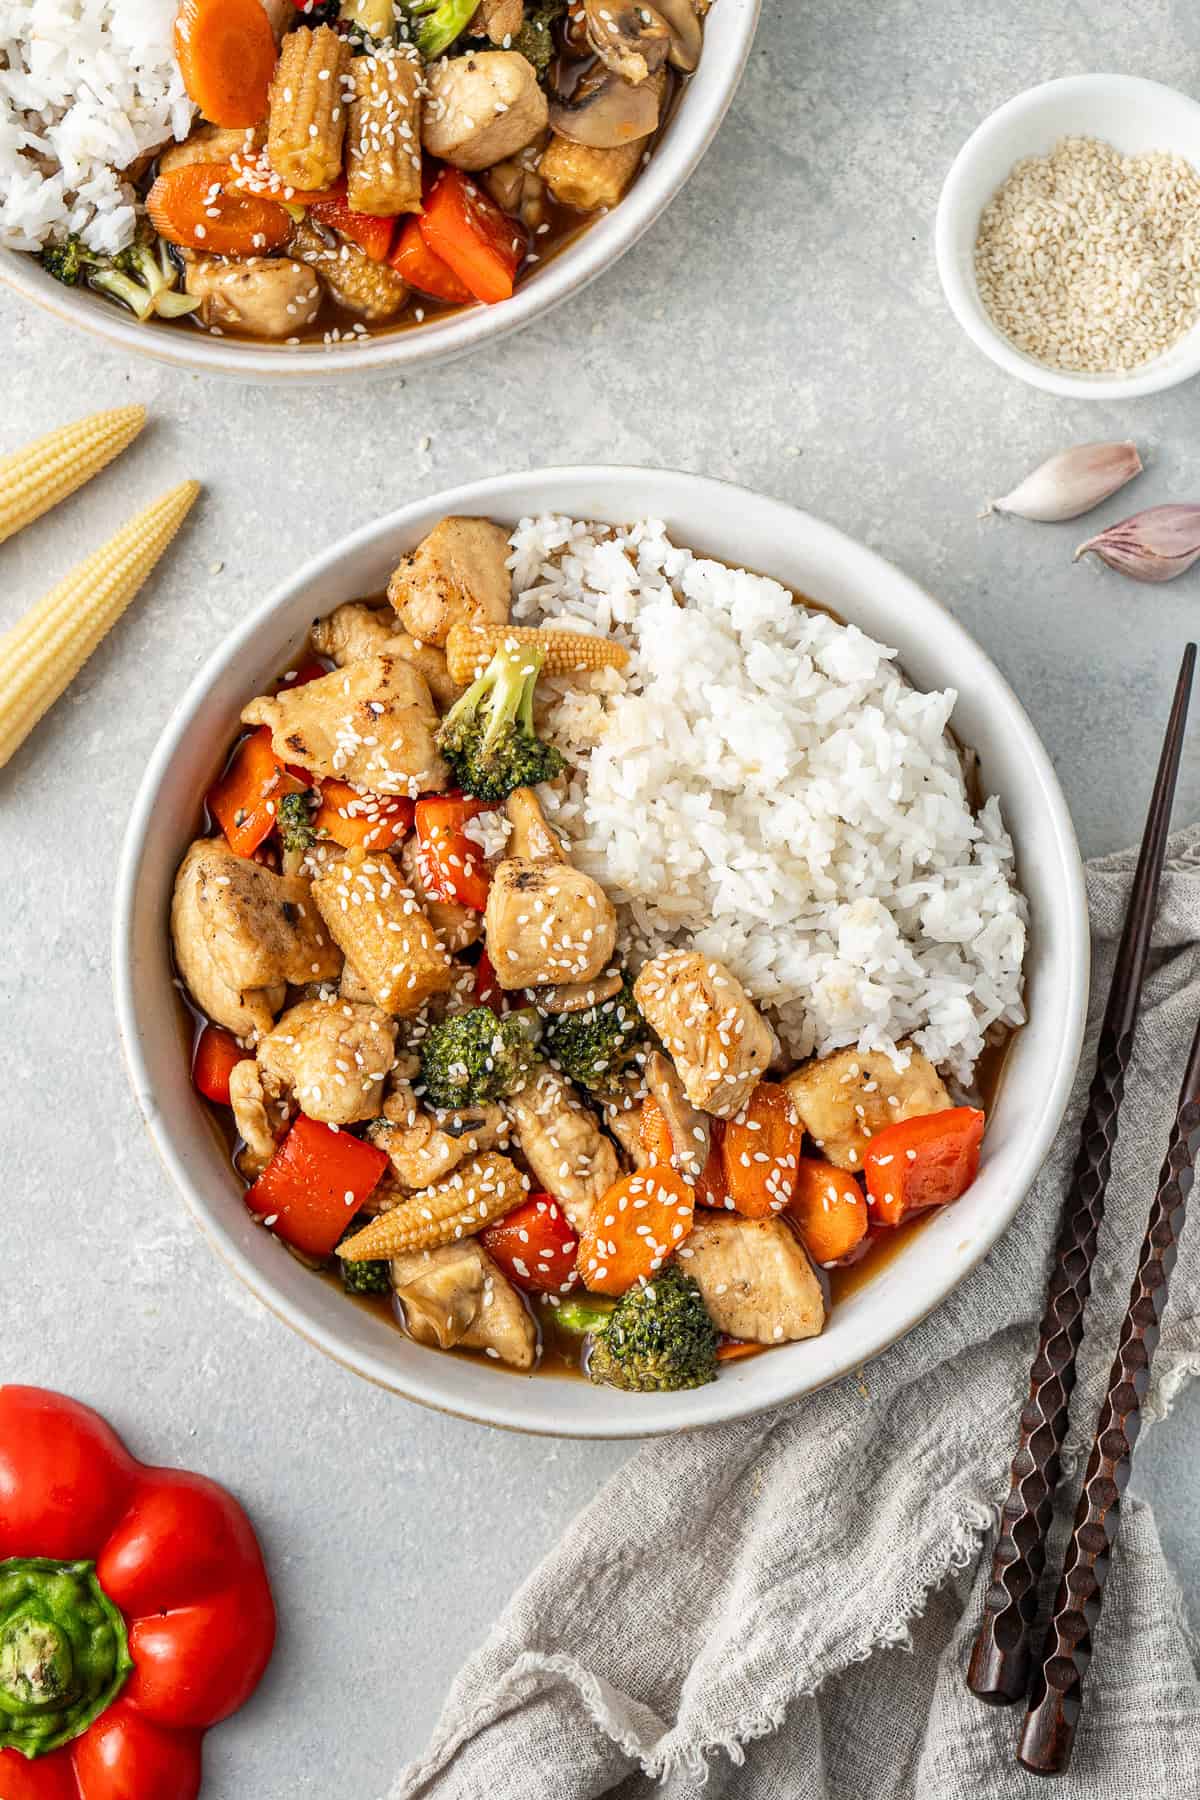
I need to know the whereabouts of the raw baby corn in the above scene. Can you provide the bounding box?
[0,481,199,770]
[0,406,145,547]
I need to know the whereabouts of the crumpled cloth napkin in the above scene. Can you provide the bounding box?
[393,830,1200,1800]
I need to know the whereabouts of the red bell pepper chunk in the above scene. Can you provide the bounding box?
[278,655,329,689]
[864,1106,986,1227]
[0,1386,274,1799]
[191,1024,245,1106]
[313,777,413,852]
[390,213,473,303]
[207,725,305,859]
[481,1193,579,1293]
[309,191,396,262]
[420,168,527,304]
[414,792,491,910]
[474,949,504,1014]
[246,1114,390,1257]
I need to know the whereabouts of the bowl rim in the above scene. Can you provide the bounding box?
[0,0,760,384]
[112,465,1091,1437]
[935,71,1200,399]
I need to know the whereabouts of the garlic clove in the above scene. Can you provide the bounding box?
[1074,505,1200,583]
[989,441,1143,522]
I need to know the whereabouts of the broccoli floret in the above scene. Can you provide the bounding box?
[543,977,645,1093]
[511,0,566,77]
[41,228,197,321]
[586,1266,719,1393]
[437,641,565,802]
[405,0,478,58]
[276,789,317,875]
[338,1214,391,1294]
[420,1005,542,1109]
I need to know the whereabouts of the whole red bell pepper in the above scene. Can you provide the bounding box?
[0,1388,275,1800]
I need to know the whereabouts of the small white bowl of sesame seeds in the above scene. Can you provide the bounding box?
[936,74,1200,398]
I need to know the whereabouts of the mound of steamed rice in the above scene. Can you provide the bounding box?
[505,516,1028,1090]
[0,0,194,255]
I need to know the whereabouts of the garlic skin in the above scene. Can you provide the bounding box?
[989,441,1143,522]
[1075,505,1200,583]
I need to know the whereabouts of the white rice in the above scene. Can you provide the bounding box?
[507,515,1028,1089]
[0,0,194,254]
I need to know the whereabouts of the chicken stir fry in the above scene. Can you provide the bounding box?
[175,512,995,1393]
[37,0,714,344]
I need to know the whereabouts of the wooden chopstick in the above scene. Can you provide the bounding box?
[1018,1012,1200,1775]
[966,643,1196,1707]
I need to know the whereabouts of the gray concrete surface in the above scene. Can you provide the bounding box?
[4,1,1200,1793]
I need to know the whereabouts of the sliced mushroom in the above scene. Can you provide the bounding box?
[537,969,624,1013]
[583,0,670,84]
[645,1049,710,1183]
[652,0,702,70]
[548,61,663,150]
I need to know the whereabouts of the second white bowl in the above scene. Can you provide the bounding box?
[113,466,1089,1437]
[936,74,1200,399]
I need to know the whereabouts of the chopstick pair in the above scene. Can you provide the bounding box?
[966,642,1200,1776]
[0,407,199,771]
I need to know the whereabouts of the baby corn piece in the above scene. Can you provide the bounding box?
[445,622,630,685]
[338,1152,529,1259]
[0,481,199,771]
[267,24,351,193]
[347,45,423,217]
[0,406,145,547]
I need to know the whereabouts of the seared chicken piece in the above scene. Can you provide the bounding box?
[390,1240,536,1368]
[257,998,397,1126]
[422,51,548,171]
[172,844,281,1037]
[783,1043,952,1172]
[157,123,264,174]
[367,1080,505,1190]
[468,0,524,42]
[184,255,321,338]
[505,785,566,863]
[290,218,410,322]
[311,602,459,708]
[387,516,511,649]
[311,856,452,1015]
[399,834,481,954]
[681,1215,827,1344]
[633,951,774,1119]
[242,653,449,798]
[171,840,340,1036]
[228,1058,290,1177]
[505,1065,619,1232]
[481,147,548,232]
[484,858,617,989]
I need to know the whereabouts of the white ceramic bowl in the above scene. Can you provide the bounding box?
[936,73,1200,399]
[0,3,758,384]
[113,467,1090,1437]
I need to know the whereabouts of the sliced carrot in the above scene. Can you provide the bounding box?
[638,1096,673,1165]
[577,1164,695,1296]
[310,194,396,263]
[419,168,526,305]
[147,163,291,256]
[174,0,277,129]
[716,1338,768,1363]
[390,215,473,304]
[865,1107,986,1228]
[208,726,305,859]
[313,779,413,852]
[788,1158,869,1265]
[720,1082,802,1219]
